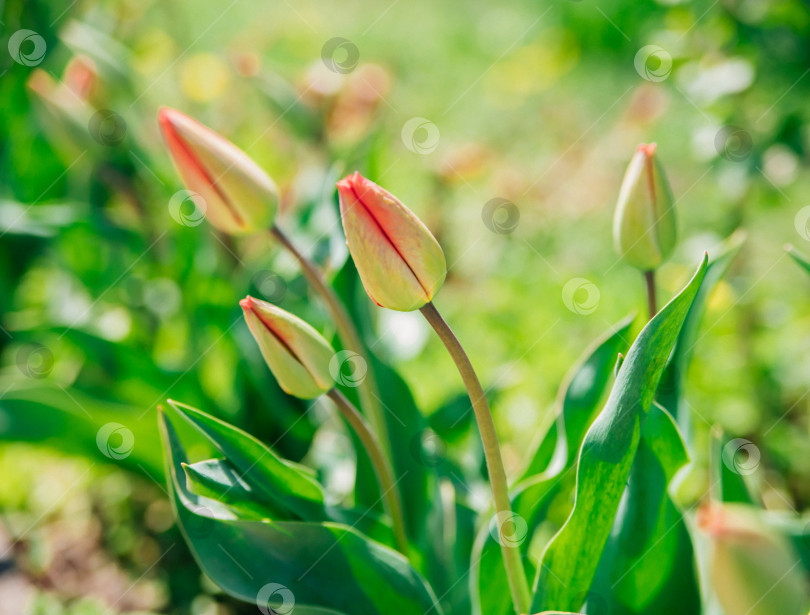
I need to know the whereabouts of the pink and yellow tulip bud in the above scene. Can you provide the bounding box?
[158,107,278,235]
[698,503,809,615]
[336,172,446,311]
[613,143,676,271]
[240,296,335,399]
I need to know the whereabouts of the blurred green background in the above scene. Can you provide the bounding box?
[2,0,810,612]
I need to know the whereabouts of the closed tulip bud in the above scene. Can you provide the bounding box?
[240,296,334,399]
[337,172,446,311]
[698,503,809,615]
[613,143,676,271]
[158,107,278,235]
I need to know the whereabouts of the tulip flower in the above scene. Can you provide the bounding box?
[337,172,446,311]
[158,107,278,235]
[240,296,334,399]
[613,143,676,271]
[240,295,409,553]
[698,503,809,615]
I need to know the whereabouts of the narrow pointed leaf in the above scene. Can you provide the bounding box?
[520,316,634,482]
[531,255,708,612]
[160,411,442,615]
[787,244,810,276]
[471,319,633,615]
[183,458,288,520]
[166,399,327,520]
[594,404,699,612]
[657,231,744,432]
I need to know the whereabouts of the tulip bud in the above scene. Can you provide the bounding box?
[613,143,676,271]
[158,107,278,235]
[698,503,809,615]
[337,172,446,311]
[240,296,334,399]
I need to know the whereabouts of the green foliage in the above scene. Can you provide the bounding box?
[532,256,707,612]
[4,1,810,613]
[160,403,441,615]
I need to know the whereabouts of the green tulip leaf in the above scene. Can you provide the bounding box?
[166,399,327,520]
[519,315,635,497]
[531,255,708,613]
[657,231,744,434]
[787,244,810,276]
[594,403,699,613]
[182,458,289,520]
[160,410,442,615]
[471,318,634,615]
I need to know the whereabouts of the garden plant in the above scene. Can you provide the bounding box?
[4,3,810,615]
[150,108,810,615]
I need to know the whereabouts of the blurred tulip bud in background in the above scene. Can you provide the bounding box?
[326,64,391,144]
[63,55,99,102]
[613,143,676,271]
[158,107,278,234]
[697,503,809,615]
[337,172,446,311]
[233,51,262,78]
[27,56,99,160]
[240,296,334,399]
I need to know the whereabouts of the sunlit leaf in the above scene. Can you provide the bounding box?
[657,231,744,435]
[183,458,287,520]
[160,410,442,615]
[471,318,633,615]
[167,399,327,520]
[593,404,699,613]
[787,244,810,276]
[531,255,708,613]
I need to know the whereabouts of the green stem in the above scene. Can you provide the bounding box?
[328,389,409,555]
[419,302,530,615]
[644,269,657,321]
[270,226,392,458]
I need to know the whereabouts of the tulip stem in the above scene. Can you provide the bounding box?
[327,388,409,555]
[269,226,392,455]
[419,302,530,615]
[644,269,657,320]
